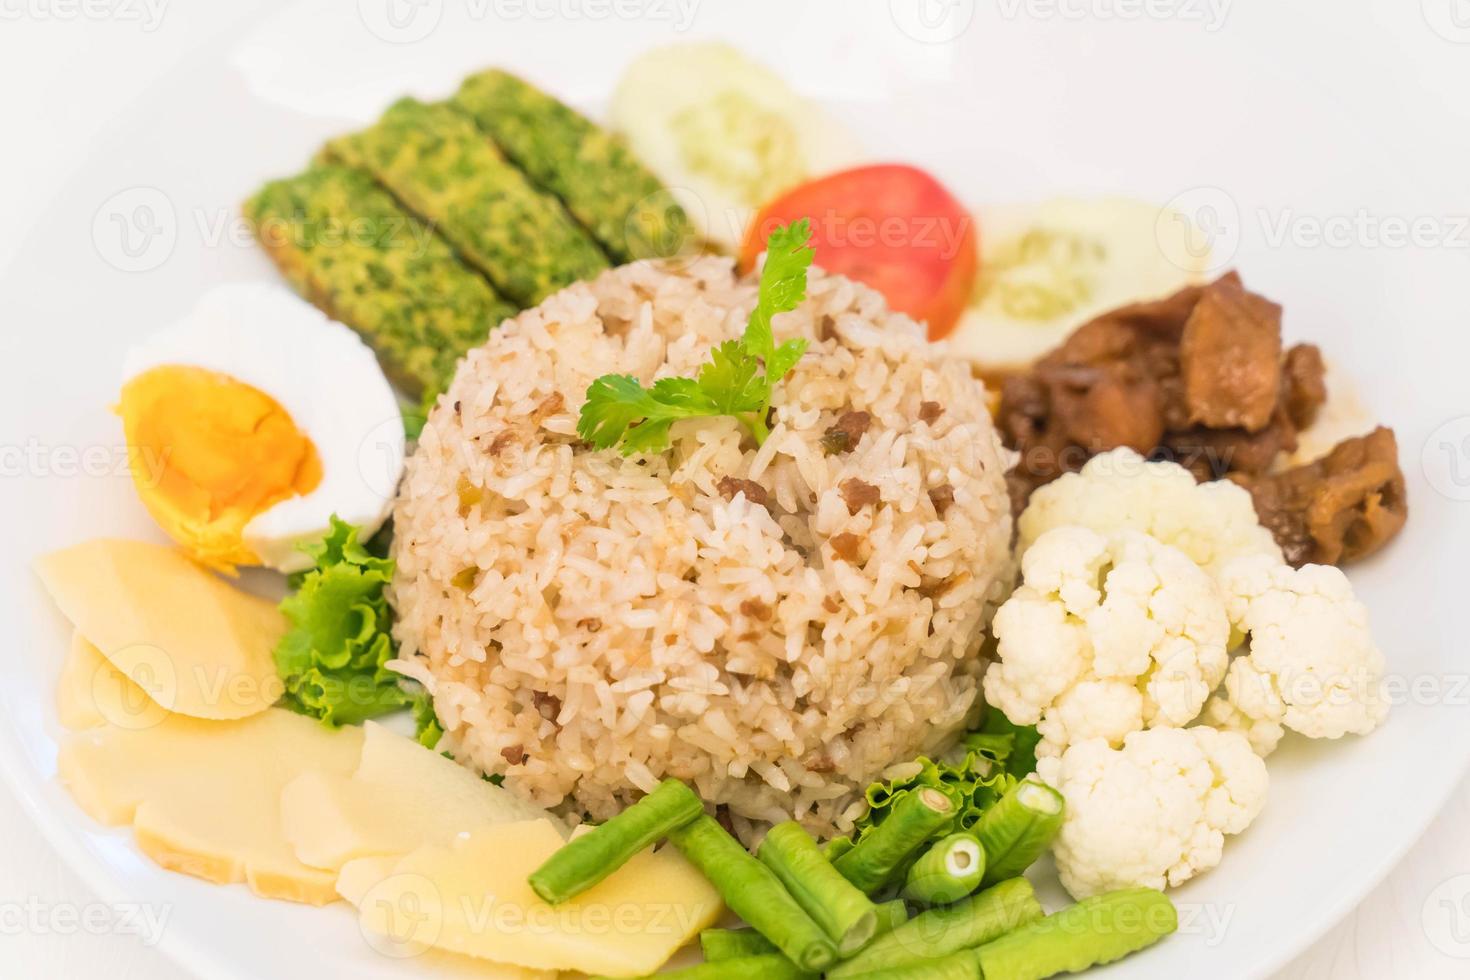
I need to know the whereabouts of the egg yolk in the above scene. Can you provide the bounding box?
[118,365,322,573]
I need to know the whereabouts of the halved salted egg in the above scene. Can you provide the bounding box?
[118,283,405,573]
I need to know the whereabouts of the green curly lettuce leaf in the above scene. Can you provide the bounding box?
[975,708,1042,779]
[856,752,1018,843]
[961,731,1016,764]
[410,688,445,749]
[848,710,1042,851]
[274,516,411,727]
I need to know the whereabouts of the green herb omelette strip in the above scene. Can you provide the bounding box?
[973,888,1177,980]
[577,220,812,453]
[668,815,837,972]
[243,164,514,399]
[974,779,1064,887]
[835,787,957,895]
[527,778,702,904]
[273,517,410,727]
[828,878,1043,978]
[757,822,878,955]
[454,69,692,263]
[325,98,608,306]
[700,928,780,961]
[902,833,986,907]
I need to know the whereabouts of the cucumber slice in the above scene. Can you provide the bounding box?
[609,42,862,251]
[947,197,1212,374]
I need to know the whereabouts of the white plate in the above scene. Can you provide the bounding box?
[2,2,1469,977]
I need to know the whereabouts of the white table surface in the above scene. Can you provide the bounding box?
[3,3,1469,977]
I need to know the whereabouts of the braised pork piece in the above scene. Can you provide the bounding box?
[998,273,1407,565]
[1231,427,1408,566]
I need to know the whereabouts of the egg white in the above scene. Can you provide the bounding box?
[122,282,406,573]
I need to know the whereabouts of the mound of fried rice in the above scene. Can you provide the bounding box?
[389,255,1015,838]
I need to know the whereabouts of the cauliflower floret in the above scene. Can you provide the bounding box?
[1036,727,1268,899]
[1200,695,1285,757]
[1206,555,1388,749]
[1018,448,1283,575]
[984,526,1230,759]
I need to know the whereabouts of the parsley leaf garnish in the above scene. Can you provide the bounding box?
[577,219,814,454]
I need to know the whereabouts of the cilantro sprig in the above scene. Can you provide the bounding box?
[577,219,814,453]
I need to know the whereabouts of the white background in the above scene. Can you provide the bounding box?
[2,2,1469,977]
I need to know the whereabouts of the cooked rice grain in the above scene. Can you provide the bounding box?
[389,256,1014,837]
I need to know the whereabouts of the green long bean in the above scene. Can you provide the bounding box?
[611,953,813,980]
[759,821,879,954]
[873,899,911,938]
[975,779,1064,887]
[700,929,778,961]
[903,833,986,906]
[668,816,838,972]
[973,888,1177,980]
[836,949,981,980]
[835,787,957,895]
[828,877,1043,978]
[528,778,703,904]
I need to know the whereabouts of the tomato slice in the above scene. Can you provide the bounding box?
[740,164,979,340]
